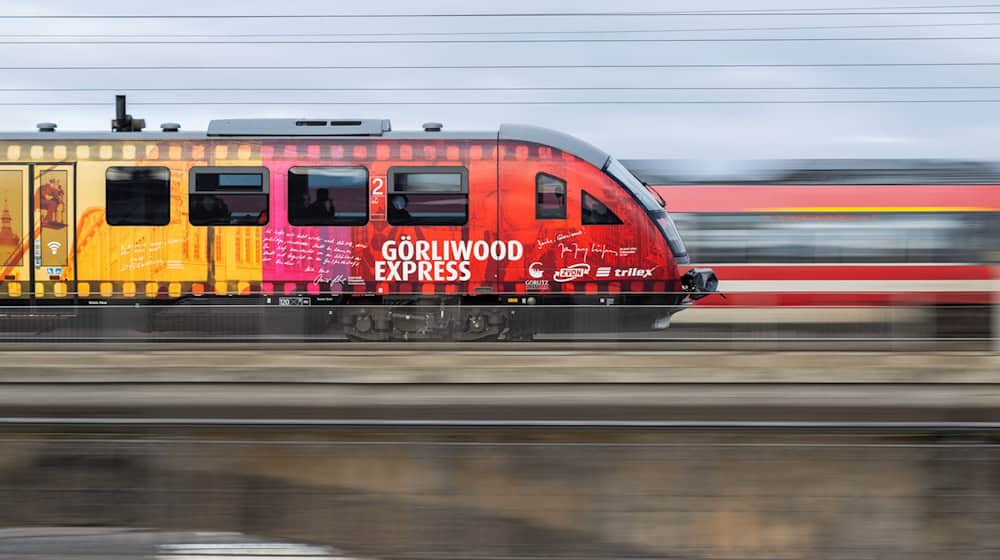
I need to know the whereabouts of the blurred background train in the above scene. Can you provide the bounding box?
[625,159,1000,337]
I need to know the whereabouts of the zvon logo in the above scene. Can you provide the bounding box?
[553,263,591,283]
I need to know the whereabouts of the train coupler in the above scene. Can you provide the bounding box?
[681,268,720,301]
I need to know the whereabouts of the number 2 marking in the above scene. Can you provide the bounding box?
[372,177,385,196]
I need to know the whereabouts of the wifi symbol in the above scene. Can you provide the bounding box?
[46,241,61,255]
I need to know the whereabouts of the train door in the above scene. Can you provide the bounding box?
[0,165,31,301]
[497,147,575,292]
[30,164,76,302]
[0,164,77,303]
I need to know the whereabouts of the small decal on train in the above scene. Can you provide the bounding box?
[595,266,658,279]
[553,263,591,283]
[528,262,545,279]
[524,279,550,291]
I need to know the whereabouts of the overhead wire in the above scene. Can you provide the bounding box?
[4,5,1000,19]
[3,21,1000,38]
[10,35,1000,44]
[4,100,1000,106]
[2,86,1000,92]
[4,62,1000,70]
[1,5,997,110]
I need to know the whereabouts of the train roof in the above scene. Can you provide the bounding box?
[623,159,1000,185]
[0,119,612,168]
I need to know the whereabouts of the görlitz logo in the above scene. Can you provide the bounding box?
[553,263,591,283]
[596,266,657,279]
[528,261,545,279]
[524,279,550,291]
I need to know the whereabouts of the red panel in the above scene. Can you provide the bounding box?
[698,292,994,307]
[248,138,680,298]
[497,141,679,295]
[690,264,995,282]
[655,185,1000,213]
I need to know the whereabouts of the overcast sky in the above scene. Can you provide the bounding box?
[3,0,1000,160]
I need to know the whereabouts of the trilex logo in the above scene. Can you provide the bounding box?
[595,266,657,279]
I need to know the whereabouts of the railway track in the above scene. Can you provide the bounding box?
[2,417,999,432]
[0,302,990,347]
[0,337,991,351]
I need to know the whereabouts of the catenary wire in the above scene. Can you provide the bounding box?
[5,86,1000,92]
[13,36,1000,44]
[4,62,1000,70]
[6,5,1000,18]
[4,21,1000,38]
[5,100,1000,106]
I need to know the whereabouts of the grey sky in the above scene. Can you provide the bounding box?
[3,0,1000,159]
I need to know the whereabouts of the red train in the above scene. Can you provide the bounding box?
[626,159,1000,333]
[0,107,715,340]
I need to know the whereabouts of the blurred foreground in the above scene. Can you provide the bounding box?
[0,419,997,559]
[0,345,998,558]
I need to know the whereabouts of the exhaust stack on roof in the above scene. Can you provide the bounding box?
[111,95,145,132]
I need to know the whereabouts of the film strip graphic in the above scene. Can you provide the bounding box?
[0,278,679,299]
[0,140,528,164]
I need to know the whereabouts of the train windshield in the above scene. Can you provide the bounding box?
[605,158,664,212]
[605,157,689,262]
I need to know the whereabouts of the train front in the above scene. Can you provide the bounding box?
[602,157,719,327]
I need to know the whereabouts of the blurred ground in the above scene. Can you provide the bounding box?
[0,423,997,560]
[1,346,998,558]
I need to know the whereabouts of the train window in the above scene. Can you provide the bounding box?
[189,167,269,226]
[288,167,368,226]
[106,167,171,226]
[536,173,566,219]
[581,190,622,225]
[387,167,468,226]
[672,212,989,264]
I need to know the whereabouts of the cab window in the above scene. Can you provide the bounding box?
[536,173,566,219]
[582,190,622,225]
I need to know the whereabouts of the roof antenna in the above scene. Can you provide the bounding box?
[111,94,145,132]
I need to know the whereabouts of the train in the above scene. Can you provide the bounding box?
[0,98,716,340]
[626,159,1000,335]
